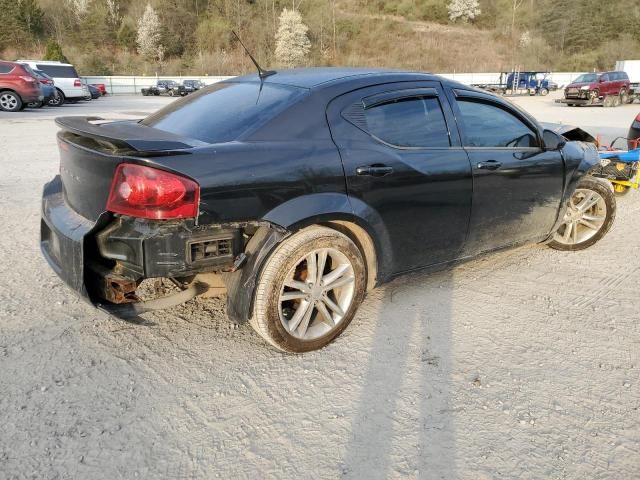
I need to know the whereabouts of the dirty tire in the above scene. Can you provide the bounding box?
[251,226,366,353]
[620,89,629,105]
[548,177,616,251]
[603,95,614,108]
[0,91,22,112]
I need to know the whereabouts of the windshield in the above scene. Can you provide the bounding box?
[573,74,598,83]
[142,81,307,144]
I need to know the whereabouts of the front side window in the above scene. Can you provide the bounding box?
[574,73,598,83]
[457,99,538,148]
[363,96,450,148]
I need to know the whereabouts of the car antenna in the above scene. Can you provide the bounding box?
[232,30,276,80]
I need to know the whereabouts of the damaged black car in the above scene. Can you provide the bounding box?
[41,68,615,352]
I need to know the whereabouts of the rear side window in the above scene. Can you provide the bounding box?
[363,96,450,148]
[457,99,538,148]
[36,64,79,78]
[0,63,14,74]
[619,72,629,80]
[142,82,307,143]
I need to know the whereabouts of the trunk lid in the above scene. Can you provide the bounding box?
[56,116,205,221]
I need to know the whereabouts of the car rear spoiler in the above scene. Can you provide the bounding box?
[55,116,207,153]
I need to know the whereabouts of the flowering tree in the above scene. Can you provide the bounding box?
[447,0,481,23]
[136,3,162,61]
[275,8,311,68]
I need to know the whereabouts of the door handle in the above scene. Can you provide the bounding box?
[356,165,394,177]
[477,160,502,171]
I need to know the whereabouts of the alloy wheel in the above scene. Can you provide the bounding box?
[554,188,607,245]
[0,93,19,111]
[278,248,356,340]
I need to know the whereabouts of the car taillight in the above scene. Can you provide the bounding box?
[636,112,640,122]
[74,79,81,87]
[40,79,52,85]
[106,164,199,219]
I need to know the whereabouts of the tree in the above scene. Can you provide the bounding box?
[0,0,28,51]
[136,3,162,60]
[447,0,481,23]
[17,0,45,37]
[43,40,69,62]
[275,8,311,67]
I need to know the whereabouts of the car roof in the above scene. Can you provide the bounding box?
[16,59,75,67]
[230,67,437,89]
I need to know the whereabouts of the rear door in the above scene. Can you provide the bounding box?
[327,81,472,273]
[448,89,565,256]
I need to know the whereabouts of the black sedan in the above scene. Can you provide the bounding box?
[41,68,615,352]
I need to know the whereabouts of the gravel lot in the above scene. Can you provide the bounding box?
[1,93,639,479]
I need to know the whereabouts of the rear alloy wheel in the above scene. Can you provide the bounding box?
[0,91,22,112]
[619,89,629,105]
[540,88,549,96]
[548,177,616,251]
[251,226,366,353]
[48,90,64,106]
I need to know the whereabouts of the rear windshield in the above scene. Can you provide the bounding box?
[36,64,79,78]
[142,81,307,143]
[573,73,598,83]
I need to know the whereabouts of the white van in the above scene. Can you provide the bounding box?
[17,60,88,103]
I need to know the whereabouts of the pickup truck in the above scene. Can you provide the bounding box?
[141,80,186,97]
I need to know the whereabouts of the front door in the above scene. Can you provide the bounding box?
[448,89,565,256]
[326,81,473,274]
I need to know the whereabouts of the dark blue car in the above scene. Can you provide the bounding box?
[40,68,614,352]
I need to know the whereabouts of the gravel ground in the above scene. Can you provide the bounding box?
[1,94,639,479]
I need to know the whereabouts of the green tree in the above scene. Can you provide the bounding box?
[44,40,69,62]
[0,0,27,51]
[17,0,45,37]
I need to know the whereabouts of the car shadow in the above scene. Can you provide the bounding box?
[341,267,455,479]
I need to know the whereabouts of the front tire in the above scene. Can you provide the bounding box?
[548,177,616,251]
[251,226,366,353]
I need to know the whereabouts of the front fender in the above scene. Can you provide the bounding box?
[545,141,601,240]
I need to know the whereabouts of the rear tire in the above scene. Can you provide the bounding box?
[548,177,616,251]
[540,88,549,96]
[0,91,22,112]
[250,226,367,353]
[48,90,64,106]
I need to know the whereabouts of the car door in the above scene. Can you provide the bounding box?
[448,88,565,256]
[327,81,473,273]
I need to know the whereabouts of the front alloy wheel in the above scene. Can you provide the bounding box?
[548,177,616,251]
[251,226,366,353]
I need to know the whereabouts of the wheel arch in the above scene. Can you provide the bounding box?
[224,193,392,324]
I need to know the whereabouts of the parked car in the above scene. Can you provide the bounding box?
[90,83,107,96]
[629,112,640,150]
[562,71,630,107]
[41,68,615,353]
[26,68,60,107]
[17,60,85,103]
[182,79,203,93]
[0,60,43,112]
[87,84,101,99]
[141,80,186,97]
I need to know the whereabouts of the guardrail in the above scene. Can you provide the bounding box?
[81,72,589,95]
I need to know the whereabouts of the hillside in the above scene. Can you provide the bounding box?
[1,0,639,76]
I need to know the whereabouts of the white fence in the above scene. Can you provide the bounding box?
[82,72,589,95]
[81,75,232,95]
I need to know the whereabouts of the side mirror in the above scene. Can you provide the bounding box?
[543,129,566,151]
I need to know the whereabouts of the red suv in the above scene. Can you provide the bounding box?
[563,71,630,107]
[0,60,43,112]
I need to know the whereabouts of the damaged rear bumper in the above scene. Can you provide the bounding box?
[40,174,255,313]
